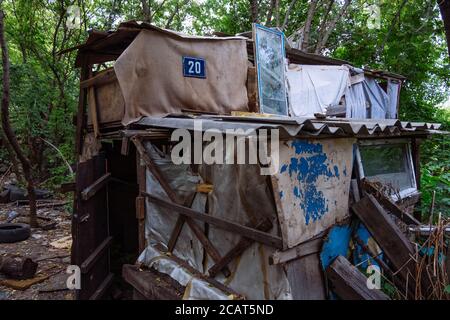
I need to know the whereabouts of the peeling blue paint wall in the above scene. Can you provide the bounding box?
[281,140,346,225]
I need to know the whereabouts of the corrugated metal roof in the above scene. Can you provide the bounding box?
[133,115,444,139]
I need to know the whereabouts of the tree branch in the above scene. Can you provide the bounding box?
[300,0,319,50]
[314,0,351,54]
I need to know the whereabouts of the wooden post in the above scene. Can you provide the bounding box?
[136,151,147,253]
[411,137,422,221]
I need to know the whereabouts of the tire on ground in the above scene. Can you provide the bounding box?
[0,223,31,243]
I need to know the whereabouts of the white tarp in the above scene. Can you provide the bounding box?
[286,64,350,117]
[286,64,400,120]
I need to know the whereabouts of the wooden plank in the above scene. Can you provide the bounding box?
[89,273,114,300]
[361,179,420,226]
[285,254,326,300]
[208,219,272,277]
[135,196,145,219]
[326,255,390,300]
[80,236,113,273]
[60,182,76,194]
[136,152,147,253]
[88,86,100,138]
[351,195,416,284]
[167,216,186,252]
[270,237,323,265]
[144,192,283,249]
[122,264,183,300]
[121,137,130,156]
[81,68,117,89]
[351,179,361,203]
[81,172,111,201]
[75,61,89,156]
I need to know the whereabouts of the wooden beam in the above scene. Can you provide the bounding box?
[122,264,183,300]
[80,68,117,89]
[326,255,390,300]
[167,216,186,252]
[80,236,113,273]
[76,61,89,156]
[136,152,147,254]
[81,172,111,201]
[144,192,283,249]
[121,137,130,156]
[89,273,114,300]
[286,253,326,300]
[208,219,272,277]
[88,86,100,138]
[361,179,420,226]
[60,182,76,194]
[270,237,323,265]
[351,195,416,285]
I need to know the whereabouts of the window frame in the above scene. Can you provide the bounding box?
[356,138,418,201]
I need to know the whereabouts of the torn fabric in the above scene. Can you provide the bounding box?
[286,64,350,117]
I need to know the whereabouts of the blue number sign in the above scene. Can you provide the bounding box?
[183,57,206,79]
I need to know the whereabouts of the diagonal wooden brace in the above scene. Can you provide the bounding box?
[208,219,273,278]
[132,137,231,277]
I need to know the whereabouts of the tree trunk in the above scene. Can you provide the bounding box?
[438,0,450,59]
[301,0,319,51]
[249,0,259,23]
[0,11,38,227]
[141,0,151,22]
[314,0,351,54]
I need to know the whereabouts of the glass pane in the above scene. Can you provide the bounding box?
[254,24,288,116]
[359,143,414,192]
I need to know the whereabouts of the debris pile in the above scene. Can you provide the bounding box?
[0,171,73,300]
[321,179,450,300]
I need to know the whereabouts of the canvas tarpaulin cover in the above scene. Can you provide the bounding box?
[114,28,249,125]
[138,142,292,300]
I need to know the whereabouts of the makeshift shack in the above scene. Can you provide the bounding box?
[65,21,445,300]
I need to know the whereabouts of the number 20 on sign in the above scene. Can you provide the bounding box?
[183,57,206,79]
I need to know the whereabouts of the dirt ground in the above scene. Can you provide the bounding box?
[0,201,75,300]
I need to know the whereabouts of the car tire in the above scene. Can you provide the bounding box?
[0,223,31,243]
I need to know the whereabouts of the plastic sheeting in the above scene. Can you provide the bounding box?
[200,164,292,300]
[346,69,399,119]
[140,145,292,300]
[286,64,350,117]
[144,142,204,270]
[387,80,400,119]
[138,245,232,300]
[286,64,400,119]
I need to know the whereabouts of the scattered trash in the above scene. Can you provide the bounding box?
[6,210,19,222]
[49,236,72,250]
[0,290,8,300]
[0,184,52,204]
[0,255,38,279]
[0,273,49,291]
